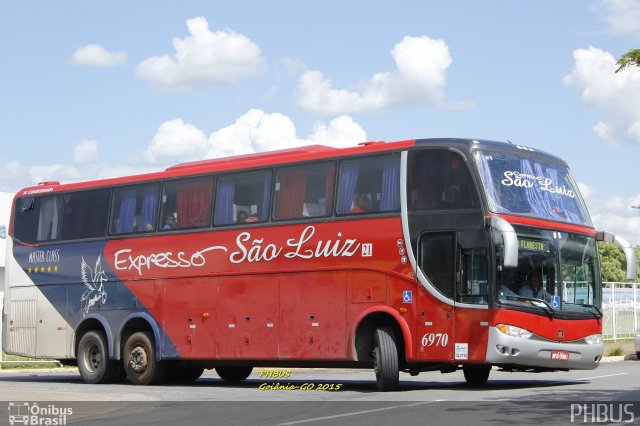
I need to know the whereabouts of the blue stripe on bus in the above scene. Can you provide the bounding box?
[12,240,178,359]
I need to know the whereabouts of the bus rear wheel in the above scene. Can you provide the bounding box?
[215,366,253,382]
[373,328,399,391]
[77,331,119,384]
[123,331,164,385]
[462,365,491,386]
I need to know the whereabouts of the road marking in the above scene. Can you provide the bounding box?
[572,372,628,382]
[278,401,433,425]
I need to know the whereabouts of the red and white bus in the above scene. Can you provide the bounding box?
[2,138,635,390]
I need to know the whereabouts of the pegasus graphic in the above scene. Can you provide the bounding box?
[80,255,108,316]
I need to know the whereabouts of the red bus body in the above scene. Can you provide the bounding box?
[3,138,617,390]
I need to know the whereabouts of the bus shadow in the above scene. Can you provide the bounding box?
[0,372,592,394]
[162,376,586,394]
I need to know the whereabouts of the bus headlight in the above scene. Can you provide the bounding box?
[496,324,532,339]
[584,334,603,345]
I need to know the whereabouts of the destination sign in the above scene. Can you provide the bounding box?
[519,238,549,252]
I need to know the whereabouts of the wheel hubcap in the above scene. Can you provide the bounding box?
[128,345,148,373]
[87,343,101,371]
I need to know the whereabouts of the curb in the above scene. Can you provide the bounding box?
[601,353,638,362]
[0,367,78,374]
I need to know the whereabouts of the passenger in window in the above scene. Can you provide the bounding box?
[351,194,370,213]
[162,213,177,230]
[236,210,258,223]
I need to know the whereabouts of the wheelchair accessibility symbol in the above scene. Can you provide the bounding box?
[402,290,413,304]
[551,295,561,309]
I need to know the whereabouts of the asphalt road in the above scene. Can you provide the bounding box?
[0,360,639,425]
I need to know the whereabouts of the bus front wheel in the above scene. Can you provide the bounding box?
[462,364,491,386]
[373,328,399,391]
[123,331,164,385]
[77,330,119,384]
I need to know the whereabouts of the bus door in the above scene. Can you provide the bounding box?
[415,231,456,361]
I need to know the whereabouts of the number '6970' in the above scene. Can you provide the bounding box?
[421,333,449,347]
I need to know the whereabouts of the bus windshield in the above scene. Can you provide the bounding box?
[474,150,591,226]
[495,225,601,315]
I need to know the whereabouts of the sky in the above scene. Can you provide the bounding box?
[1,1,640,245]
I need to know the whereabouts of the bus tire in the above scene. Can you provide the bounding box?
[373,328,399,391]
[77,331,118,384]
[215,366,253,382]
[123,331,165,385]
[463,364,491,386]
[164,364,205,383]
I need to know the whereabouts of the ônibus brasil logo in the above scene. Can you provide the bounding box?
[7,402,72,425]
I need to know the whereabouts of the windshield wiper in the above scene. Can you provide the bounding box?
[501,295,555,318]
[580,303,603,318]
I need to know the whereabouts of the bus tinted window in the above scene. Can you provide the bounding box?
[418,231,456,299]
[273,162,335,220]
[110,184,160,234]
[61,189,110,240]
[407,150,478,211]
[336,155,400,215]
[214,170,272,225]
[14,195,63,243]
[160,177,214,231]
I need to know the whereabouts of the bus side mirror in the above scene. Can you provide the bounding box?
[487,216,518,269]
[596,231,637,281]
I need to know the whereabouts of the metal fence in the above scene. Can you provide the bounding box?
[603,282,640,341]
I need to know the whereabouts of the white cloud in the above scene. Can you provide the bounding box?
[585,189,640,246]
[295,35,464,115]
[564,46,640,144]
[136,17,265,90]
[73,139,98,165]
[143,119,208,163]
[206,109,366,158]
[307,115,367,148]
[597,0,640,37]
[71,44,127,66]
[0,112,366,194]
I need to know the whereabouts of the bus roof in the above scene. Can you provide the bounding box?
[15,138,567,196]
[16,139,416,196]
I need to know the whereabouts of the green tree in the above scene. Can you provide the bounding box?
[615,48,640,73]
[598,242,640,282]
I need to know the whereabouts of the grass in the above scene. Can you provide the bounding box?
[1,352,62,369]
[606,347,624,356]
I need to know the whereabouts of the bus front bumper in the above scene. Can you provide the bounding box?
[485,328,603,370]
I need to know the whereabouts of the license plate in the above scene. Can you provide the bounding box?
[551,350,570,361]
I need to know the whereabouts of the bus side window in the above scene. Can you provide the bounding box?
[458,248,488,304]
[110,184,160,235]
[417,231,456,300]
[214,170,272,225]
[13,195,63,243]
[160,176,214,231]
[273,162,335,221]
[61,189,111,240]
[407,150,478,211]
[336,154,400,215]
